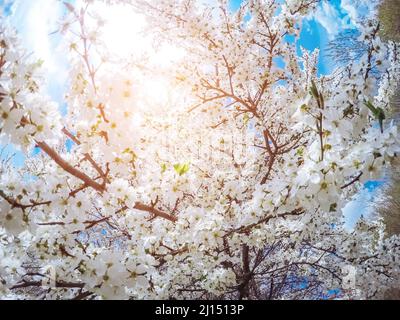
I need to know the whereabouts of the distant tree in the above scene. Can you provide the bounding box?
[375,0,400,300]
[325,0,400,299]
[374,0,400,242]
[378,0,400,42]
[325,29,367,66]
[325,1,400,235]
[375,137,400,237]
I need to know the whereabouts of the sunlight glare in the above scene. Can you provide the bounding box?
[96,2,185,67]
[96,4,147,57]
[92,2,186,110]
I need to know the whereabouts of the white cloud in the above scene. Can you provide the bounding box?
[311,1,345,40]
[341,0,359,25]
[9,0,67,99]
[307,0,377,40]
[342,187,375,231]
[340,0,378,28]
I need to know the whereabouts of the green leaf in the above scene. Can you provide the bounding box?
[377,107,386,120]
[161,163,167,174]
[320,93,324,108]
[310,80,319,100]
[36,59,44,68]
[364,100,385,133]
[173,162,190,176]
[243,114,250,126]
[300,104,309,112]
[69,43,77,51]
[364,100,377,114]
[296,147,304,157]
[377,107,385,133]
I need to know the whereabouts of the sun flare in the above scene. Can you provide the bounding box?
[91,2,185,110]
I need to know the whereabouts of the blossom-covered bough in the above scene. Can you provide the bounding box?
[0,0,399,300]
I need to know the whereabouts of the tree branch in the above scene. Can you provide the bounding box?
[36,141,106,193]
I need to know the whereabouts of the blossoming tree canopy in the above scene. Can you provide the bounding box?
[0,0,400,299]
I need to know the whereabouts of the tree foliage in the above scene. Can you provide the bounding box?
[378,0,400,42]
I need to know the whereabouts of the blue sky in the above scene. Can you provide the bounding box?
[1,0,382,229]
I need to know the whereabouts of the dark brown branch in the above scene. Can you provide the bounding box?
[341,172,363,189]
[71,291,94,300]
[118,203,177,223]
[239,244,251,300]
[11,280,85,290]
[62,127,80,145]
[36,141,105,193]
[0,190,51,210]
[62,128,108,183]
[225,208,304,238]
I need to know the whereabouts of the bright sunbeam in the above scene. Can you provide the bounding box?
[92,2,184,65]
[90,2,186,109]
[98,4,147,57]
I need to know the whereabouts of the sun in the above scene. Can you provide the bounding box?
[96,3,147,58]
[92,2,184,64]
[89,2,185,109]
